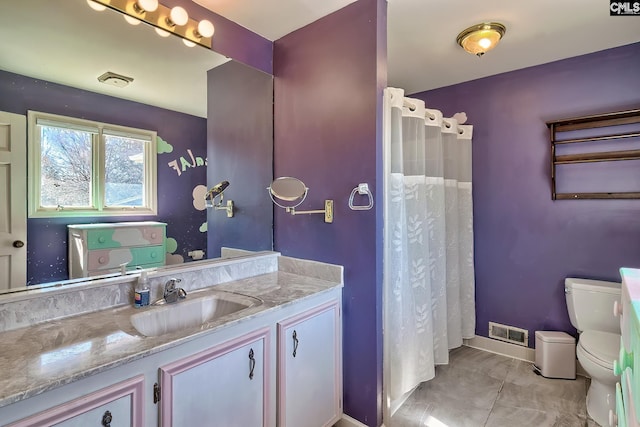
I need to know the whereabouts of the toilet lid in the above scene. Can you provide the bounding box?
[579,330,620,365]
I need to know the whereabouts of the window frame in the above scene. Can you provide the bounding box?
[28,111,158,218]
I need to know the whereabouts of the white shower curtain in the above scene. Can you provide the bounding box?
[383,87,476,410]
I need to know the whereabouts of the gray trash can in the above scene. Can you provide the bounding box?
[534,331,576,379]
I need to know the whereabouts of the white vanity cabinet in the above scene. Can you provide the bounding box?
[0,278,343,427]
[159,327,271,427]
[5,376,144,427]
[615,268,640,427]
[277,300,342,427]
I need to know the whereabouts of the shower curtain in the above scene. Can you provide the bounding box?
[383,87,476,410]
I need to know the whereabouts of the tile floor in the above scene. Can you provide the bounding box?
[390,346,599,427]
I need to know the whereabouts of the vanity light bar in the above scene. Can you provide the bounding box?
[90,0,213,49]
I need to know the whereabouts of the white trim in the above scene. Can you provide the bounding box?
[463,336,535,362]
[381,88,393,426]
[463,336,590,378]
[334,414,372,427]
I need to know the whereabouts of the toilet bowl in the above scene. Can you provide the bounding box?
[577,330,620,425]
[565,278,621,427]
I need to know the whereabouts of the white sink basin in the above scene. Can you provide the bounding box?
[130,291,261,337]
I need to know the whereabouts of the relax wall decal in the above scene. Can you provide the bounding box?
[167,149,207,176]
[157,136,207,177]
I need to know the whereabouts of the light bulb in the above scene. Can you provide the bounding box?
[135,0,158,13]
[86,0,107,11]
[183,39,196,48]
[196,20,215,38]
[155,28,171,37]
[168,6,188,26]
[124,15,141,25]
[478,38,492,49]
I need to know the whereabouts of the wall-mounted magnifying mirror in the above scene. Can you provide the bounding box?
[268,177,333,223]
[206,180,234,217]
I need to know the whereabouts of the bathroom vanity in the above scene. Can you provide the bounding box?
[0,252,343,427]
[614,268,640,427]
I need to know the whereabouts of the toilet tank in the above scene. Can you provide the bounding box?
[565,277,621,333]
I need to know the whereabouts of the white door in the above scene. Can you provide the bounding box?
[0,111,27,291]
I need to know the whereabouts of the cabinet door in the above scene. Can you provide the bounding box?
[278,300,342,427]
[159,327,271,427]
[6,376,144,427]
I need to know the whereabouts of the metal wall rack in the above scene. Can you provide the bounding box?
[547,108,640,200]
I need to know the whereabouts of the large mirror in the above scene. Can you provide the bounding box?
[0,0,273,292]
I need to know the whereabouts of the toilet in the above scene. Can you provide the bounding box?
[565,277,621,427]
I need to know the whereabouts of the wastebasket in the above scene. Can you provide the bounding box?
[534,330,576,379]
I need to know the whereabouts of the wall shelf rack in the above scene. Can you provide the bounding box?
[547,108,640,200]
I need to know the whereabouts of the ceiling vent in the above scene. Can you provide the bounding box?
[97,71,134,88]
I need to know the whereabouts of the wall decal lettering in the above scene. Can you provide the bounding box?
[168,149,207,176]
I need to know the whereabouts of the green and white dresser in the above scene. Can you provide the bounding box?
[68,221,167,278]
[613,268,640,427]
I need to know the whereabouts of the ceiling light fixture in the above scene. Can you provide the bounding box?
[89,0,214,49]
[456,22,506,57]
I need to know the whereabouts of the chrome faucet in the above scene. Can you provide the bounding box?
[163,278,187,304]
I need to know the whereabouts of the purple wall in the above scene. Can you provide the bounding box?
[0,70,208,285]
[411,42,640,346]
[273,1,386,425]
[207,61,273,256]
[171,0,272,74]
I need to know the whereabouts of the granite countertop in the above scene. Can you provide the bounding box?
[0,270,342,409]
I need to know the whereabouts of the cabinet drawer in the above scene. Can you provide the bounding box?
[132,246,165,265]
[5,376,144,427]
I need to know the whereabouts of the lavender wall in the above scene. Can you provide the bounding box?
[207,61,273,256]
[273,1,386,425]
[171,0,272,74]
[411,42,640,346]
[0,70,208,285]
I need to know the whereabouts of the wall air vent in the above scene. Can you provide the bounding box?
[489,321,528,346]
[97,71,134,88]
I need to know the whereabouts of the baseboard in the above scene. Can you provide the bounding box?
[334,414,377,427]
[463,336,590,379]
[463,335,535,362]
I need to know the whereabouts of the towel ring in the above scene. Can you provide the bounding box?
[349,183,374,211]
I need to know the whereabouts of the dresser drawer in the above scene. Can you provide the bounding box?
[86,225,165,250]
[88,249,133,271]
[84,229,120,250]
[131,246,165,266]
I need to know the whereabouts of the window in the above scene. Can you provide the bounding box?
[28,111,157,217]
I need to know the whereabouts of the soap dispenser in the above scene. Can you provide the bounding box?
[134,270,150,308]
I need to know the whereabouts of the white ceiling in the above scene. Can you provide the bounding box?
[386,0,640,95]
[2,1,638,118]
[197,0,640,95]
[194,0,358,41]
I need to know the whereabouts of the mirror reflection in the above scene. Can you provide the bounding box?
[0,0,273,291]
